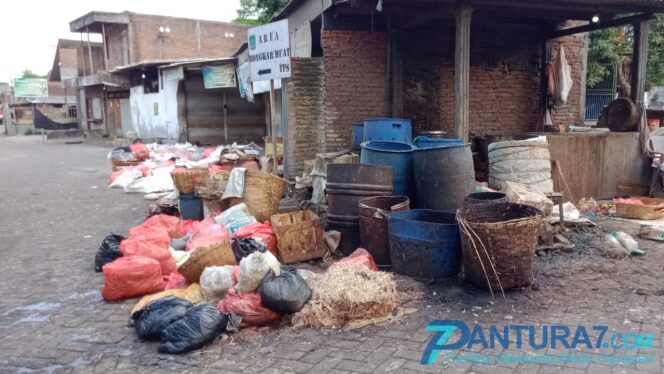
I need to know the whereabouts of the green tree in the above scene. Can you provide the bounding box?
[20,69,45,79]
[234,0,289,25]
[586,14,664,91]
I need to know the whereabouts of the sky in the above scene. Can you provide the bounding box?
[0,0,241,83]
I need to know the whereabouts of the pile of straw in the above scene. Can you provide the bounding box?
[292,264,398,328]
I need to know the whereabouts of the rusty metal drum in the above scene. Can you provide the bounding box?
[358,196,410,266]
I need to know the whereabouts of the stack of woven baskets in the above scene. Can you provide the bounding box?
[457,202,543,292]
[171,168,209,194]
[212,170,288,222]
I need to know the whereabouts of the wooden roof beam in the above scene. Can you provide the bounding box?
[548,12,653,39]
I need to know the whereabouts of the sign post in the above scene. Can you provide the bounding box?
[248,19,291,175]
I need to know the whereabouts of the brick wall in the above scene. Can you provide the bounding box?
[76,45,105,76]
[550,21,587,127]
[401,21,587,137]
[287,57,324,177]
[321,30,388,151]
[129,14,247,64]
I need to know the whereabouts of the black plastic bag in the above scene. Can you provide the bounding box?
[159,304,240,354]
[132,297,193,340]
[94,233,125,272]
[231,237,267,262]
[258,267,312,314]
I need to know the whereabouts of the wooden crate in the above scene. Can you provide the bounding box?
[271,210,326,264]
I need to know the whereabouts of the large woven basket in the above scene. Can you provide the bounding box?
[178,241,236,283]
[615,197,664,220]
[213,170,288,222]
[271,210,326,264]
[458,202,542,292]
[171,168,209,194]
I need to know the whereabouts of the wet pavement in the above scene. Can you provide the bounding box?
[0,136,662,373]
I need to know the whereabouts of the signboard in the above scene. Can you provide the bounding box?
[202,64,236,88]
[162,66,184,82]
[14,78,47,98]
[248,19,291,82]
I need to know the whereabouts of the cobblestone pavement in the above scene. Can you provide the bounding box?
[0,136,662,374]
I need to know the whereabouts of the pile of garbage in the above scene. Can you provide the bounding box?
[95,205,398,353]
[107,141,264,196]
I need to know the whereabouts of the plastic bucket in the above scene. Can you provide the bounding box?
[388,209,461,278]
[179,193,204,220]
[363,118,412,144]
[360,141,415,201]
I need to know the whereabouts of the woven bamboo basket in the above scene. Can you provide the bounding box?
[202,196,224,217]
[171,168,209,194]
[212,170,288,222]
[271,210,326,264]
[111,159,141,172]
[458,202,543,292]
[178,241,236,283]
[615,197,664,220]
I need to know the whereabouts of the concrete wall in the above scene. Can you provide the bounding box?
[129,79,179,139]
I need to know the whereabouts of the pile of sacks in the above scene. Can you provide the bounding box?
[95,209,400,352]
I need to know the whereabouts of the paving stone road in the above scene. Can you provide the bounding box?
[0,136,662,374]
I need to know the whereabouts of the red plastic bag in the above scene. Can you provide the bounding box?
[181,220,196,237]
[331,248,379,272]
[232,266,240,283]
[101,256,165,301]
[120,238,177,276]
[233,221,278,256]
[165,272,190,290]
[186,219,230,252]
[109,171,123,185]
[122,229,170,250]
[133,214,181,239]
[202,147,216,158]
[208,164,224,176]
[217,288,281,326]
[130,143,150,160]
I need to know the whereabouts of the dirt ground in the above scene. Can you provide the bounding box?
[0,136,662,374]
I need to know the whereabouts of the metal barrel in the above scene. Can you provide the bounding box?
[413,136,464,149]
[363,118,413,144]
[360,141,415,202]
[463,192,508,207]
[326,164,393,255]
[388,209,461,279]
[358,196,410,266]
[413,143,475,211]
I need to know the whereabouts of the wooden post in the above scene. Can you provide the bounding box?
[222,90,228,143]
[269,80,278,175]
[631,17,652,106]
[454,6,472,142]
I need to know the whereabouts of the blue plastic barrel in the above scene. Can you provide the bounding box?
[179,193,204,220]
[413,136,464,149]
[360,141,415,200]
[363,118,412,144]
[388,210,461,278]
[352,123,364,151]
